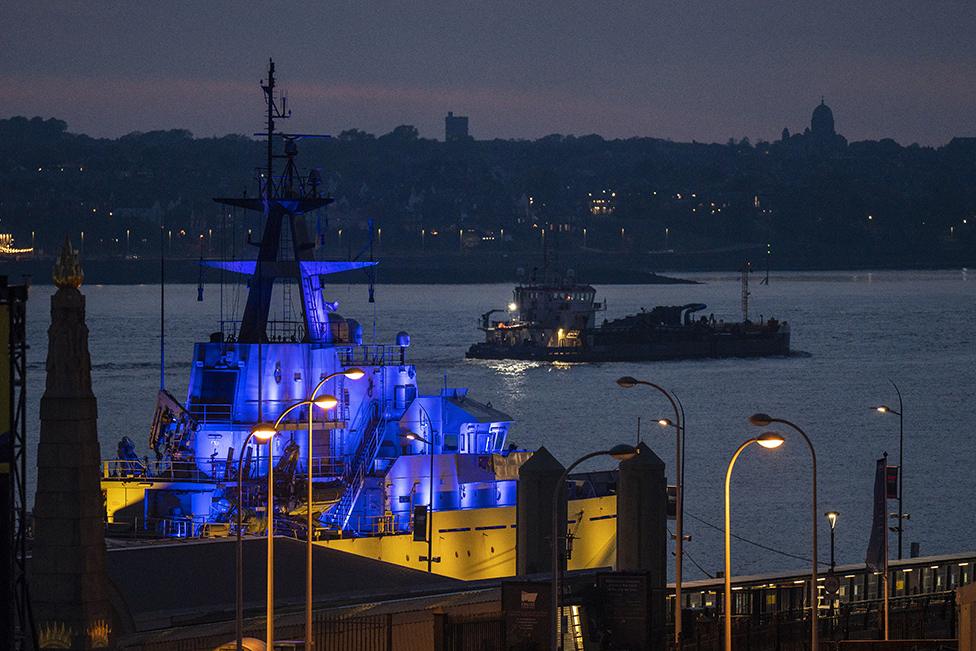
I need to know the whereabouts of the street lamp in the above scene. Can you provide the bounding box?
[304,368,364,650]
[235,423,277,651]
[239,395,338,651]
[403,431,438,573]
[551,444,638,651]
[724,432,784,651]
[872,379,905,560]
[825,511,839,572]
[616,376,686,649]
[749,413,819,651]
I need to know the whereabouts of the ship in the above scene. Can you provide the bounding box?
[99,63,642,583]
[101,61,524,541]
[466,267,791,362]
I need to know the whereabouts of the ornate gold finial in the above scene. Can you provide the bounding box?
[38,621,73,648]
[53,236,84,289]
[87,619,112,648]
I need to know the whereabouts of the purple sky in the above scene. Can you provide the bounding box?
[3,2,975,145]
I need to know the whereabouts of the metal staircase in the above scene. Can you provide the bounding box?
[327,398,386,531]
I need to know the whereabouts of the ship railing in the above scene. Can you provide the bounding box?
[102,458,216,482]
[337,344,407,367]
[328,513,408,537]
[185,402,234,423]
[104,514,212,539]
[218,319,307,343]
[103,455,347,482]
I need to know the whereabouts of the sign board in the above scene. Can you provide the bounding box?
[824,573,840,596]
[502,580,550,650]
[412,505,428,542]
[597,572,649,650]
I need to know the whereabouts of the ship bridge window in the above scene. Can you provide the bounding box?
[195,369,238,405]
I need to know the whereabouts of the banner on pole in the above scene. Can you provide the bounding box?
[885,465,899,500]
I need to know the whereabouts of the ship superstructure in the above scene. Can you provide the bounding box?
[101,62,518,540]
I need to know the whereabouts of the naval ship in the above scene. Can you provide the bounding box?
[466,268,791,362]
[100,61,525,542]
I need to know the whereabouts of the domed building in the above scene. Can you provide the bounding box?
[780,97,847,151]
[811,97,835,138]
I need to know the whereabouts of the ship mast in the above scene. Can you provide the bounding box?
[210,60,374,344]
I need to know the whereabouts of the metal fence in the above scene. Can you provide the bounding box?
[677,591,957,651]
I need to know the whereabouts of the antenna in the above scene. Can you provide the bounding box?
[741,261,751,322]
[159,218,165,391]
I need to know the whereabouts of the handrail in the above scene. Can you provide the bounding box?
[102,455,347,482]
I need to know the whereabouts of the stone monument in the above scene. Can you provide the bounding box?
[31,238,112,649]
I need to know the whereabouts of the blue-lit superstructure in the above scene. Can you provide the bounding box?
[102,61,519,539]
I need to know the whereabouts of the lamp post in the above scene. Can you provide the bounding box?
[825,511,839,572]
[872,379,905,560]
[749,413,819,651]
[305,368,363,651]
[616,376,686,649]
[236,424,277,651]
[551,444,638,651]
[245,395,339,651]
[723,433,784,651]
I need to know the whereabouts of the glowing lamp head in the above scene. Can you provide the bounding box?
[657,418,673,428]
[609,443,639,462]
[508,302,518,312]
[825,511,840,529]
[616,376,639,389]
[250,422,277,442]
[343,367,366,381]
[313,394,339,411]
[749,413,774,427]
[874,406,889,414]
[756,432,785,449]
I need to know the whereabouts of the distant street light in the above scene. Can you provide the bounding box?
[617,376,686,649]
[825,511,839,572]
[724,433,784,651]
[872,379,906,559]
[749,413,819,651]
[551,444,638,651]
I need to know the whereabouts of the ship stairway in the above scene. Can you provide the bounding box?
[326,398,387,532]
[301,271,329,343]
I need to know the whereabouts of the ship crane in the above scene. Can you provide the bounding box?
[480,309,504,329]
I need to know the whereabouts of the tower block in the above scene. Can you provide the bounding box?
[31,239,112,649]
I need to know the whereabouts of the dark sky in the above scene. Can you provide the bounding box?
[3,2,975,145]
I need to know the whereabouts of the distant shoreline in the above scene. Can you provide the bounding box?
[0,255,969,285]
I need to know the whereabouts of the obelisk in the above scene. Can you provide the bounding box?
[31,238,112,649]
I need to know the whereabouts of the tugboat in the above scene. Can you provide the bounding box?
[466,267,791,362]
[100,61,525,540]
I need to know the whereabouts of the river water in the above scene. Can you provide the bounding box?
[22,270,976,577]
